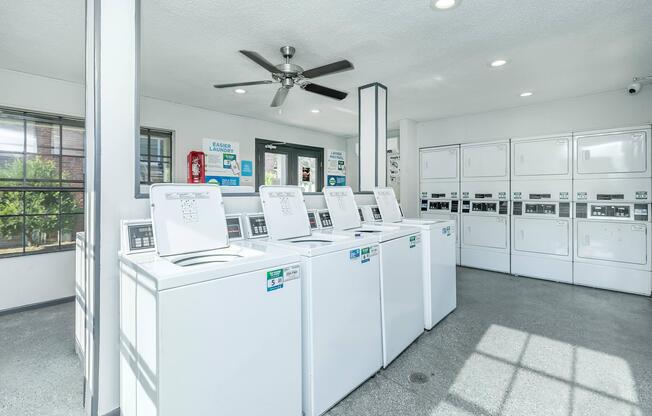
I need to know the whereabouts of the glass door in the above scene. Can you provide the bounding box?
[255,139,324,191]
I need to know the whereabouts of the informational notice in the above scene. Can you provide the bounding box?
[203,139,241,186]
[326,149,346,186]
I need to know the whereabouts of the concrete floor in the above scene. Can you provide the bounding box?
[0,301,84,416]
[327,267,652,416]
[0,267,650,416]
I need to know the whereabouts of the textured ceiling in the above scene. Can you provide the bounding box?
[1,0,652,136]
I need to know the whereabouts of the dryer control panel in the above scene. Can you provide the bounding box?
[245,213,269,238]
[512,202,570,217]
[462,200,508,215]
[575,203,650,221]
[425,199,459,213]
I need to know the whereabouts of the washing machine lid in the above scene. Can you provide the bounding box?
[323,186,361,230]
[373,187,403,223]
[259,185,311,240]
[150,183,229,256]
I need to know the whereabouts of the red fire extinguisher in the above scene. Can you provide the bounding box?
[187,151,206,183]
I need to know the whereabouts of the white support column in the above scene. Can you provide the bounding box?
[358,83,387,191]
[85,0,149,414]
[399,119,419,217]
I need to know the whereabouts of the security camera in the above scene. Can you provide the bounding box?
[628,76,652,95]
[628,82,642,95]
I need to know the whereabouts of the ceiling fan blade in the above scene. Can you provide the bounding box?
[270,87,290,107]
[302,83,348,100]
[302,60,354,79]
[239,50,280,74]
[213,80,274,88]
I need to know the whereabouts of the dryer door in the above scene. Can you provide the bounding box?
[513,217,569,256]
[420,146,459,181]
[575,130,649,178]
[462,215,508,250]
[512,136,571,180]
[461,142,509,180]
[576,220,648,265]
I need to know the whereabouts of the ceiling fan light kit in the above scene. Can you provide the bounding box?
[213,46,354,107]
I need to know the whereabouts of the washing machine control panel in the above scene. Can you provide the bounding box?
[124,222,155,253]
[245,213,269,238]
[318,210,333,228]
[226,214,244,240]
[307,211,319,229]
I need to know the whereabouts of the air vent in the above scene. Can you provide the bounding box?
[512,202,522,216]
[559,203,570,218]
[576,203,587,219]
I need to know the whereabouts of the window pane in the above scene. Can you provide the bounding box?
[264,153,288,185]
[0,191,23,215]
[62,156,83,182]
[25,215,59,253]
[298,156,318,192]
[0,117,24,153]
[149,160,171,183]
[62,125,84,155]
[139,160,149,183]
[140,134,148,155]
[61,213,84,247]
[0,152,24,179]
[25,191,59,214]
[26,154,60,180]
[149,135,171,157]
[0,216,23,256]
[26,121,60,155]
[61,191,84,213]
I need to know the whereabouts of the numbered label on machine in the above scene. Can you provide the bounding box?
[409,234,421,248]
[266,264,300,292]
[349,246,379,264]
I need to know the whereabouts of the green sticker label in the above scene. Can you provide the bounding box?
[267,269,284,292]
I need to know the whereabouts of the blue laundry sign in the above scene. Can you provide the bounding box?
[241,160,253,177]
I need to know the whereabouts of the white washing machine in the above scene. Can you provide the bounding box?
[420,197,460,265]
[322,186,424,368]
[253,186,383,416]
[572,180,652,295]
[510,134,574,283]
[118,184,302,416]
[371,187,457,330]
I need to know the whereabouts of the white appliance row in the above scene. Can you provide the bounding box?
[117,184,457,416]
[419,125,652,296]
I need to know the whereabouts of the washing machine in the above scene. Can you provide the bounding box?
[371,187,457,330]
[253,185,383,416]
[420,198,460,265]
[118,184,302,416]
[573,180,652,295]
[322,186,424,368]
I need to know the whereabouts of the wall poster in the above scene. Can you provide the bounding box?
[326,149,346,187]
[203,139,241,186]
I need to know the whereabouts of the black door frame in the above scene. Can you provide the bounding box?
[255,139,325,191]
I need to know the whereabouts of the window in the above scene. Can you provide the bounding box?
[0,108,85,257]
[255,139,324,192]
[139,127,173,195]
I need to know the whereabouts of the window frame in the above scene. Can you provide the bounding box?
[137,126,174,197]
[0,107,85,258]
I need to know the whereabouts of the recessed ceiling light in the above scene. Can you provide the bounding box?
[430,0,460,10]
[520,92,533,97]
[490,59,507,68]
[234,88,247,94]
[311,109,320,114]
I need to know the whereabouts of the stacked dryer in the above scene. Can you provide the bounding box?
[419,145,461,264]
[510,134,573,283]
[460,140,511,273]
[572,126,652,295]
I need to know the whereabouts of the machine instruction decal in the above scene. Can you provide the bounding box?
[442,226,452,237]
[409,235,421,248]
[559,192,569,200]
[351,246,378,264]
[513,192,522,200]
[636,191,648,200]
[266,267,291,292]
[350,248,360,260]
[498,192,507,200]
[577,192,588,200]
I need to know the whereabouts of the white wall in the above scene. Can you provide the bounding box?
[417,89,652,148]
[0,68,346,312]
[141,97,347,185]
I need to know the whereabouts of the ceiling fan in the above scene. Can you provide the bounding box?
[213,46,354,107]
